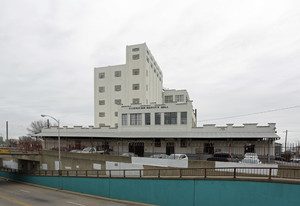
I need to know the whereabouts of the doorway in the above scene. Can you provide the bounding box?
[129,142,144,157]
[166,142,174,155]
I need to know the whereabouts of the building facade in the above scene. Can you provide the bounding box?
[38,43,280,161]
[94,43,163,127]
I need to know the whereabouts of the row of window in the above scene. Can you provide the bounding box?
[131,47,161,78]
[164,95,185,103]
[121,112,187,126]
[99,99,122,105]
[99,69,140,79]
[98,84,141,93]
[153,139,187,148]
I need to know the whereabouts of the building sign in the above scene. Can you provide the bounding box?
[129,105,168,110]
[0,149,8,153]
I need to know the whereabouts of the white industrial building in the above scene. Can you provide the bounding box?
[38,43,280,160]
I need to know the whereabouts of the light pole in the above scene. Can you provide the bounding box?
[41,114,61,171]
[284,130,288,161]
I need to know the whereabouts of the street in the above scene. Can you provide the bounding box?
[0,178,148,206]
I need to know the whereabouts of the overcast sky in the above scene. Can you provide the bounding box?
[1,0,299,143]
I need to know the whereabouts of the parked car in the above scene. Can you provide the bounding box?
[240,157,261,164]
[168,154,188,160]
[81,147,97,153]
[150,154,169,159]
[121,152,137,157]
[207,152,237,162]
[70,149,81,153]
[291,157,300,163]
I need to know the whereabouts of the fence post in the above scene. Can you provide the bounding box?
[76,170,78,177]
[233,168,236,178]
[204,168,207,178]
[269,168,272,180]
[139,170,142,178]
[180,169,182,178]
[97,170,99,178]
[86,170,88,177]
[158,169,160,178]
[123,170,125,178]
[109,170,111,178]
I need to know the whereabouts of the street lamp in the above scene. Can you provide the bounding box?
[41,114,61,171]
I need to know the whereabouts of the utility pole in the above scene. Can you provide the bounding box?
[6,121,8,142]
[284,130,288,161]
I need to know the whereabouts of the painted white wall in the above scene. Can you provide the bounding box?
[106,161,144,176]
[215,162,278,175]
[94,43,163,127]
[3,160,18,169]
[132,157,188,168]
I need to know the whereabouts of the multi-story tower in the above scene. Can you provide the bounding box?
[94,43,163,127]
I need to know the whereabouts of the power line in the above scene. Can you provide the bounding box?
[197,105,300,122]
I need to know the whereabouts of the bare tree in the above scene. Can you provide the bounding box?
[27,120,53,135]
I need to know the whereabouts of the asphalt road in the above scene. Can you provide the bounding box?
[0,178,148,206]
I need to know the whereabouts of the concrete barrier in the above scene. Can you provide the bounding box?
[1,171,300,206]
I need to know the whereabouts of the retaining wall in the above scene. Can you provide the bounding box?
[1,171,300,206]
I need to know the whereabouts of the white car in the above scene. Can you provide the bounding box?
[150,154,169,159]
[168,154,188,160]
[81,147,97,153]
[121,152,137,157]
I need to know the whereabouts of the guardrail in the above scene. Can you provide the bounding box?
[1,167,300,181]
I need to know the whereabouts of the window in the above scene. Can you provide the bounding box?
[122,114,127,126]
[164,112,177,125]
[115,85,121,91]
[181,112,187,124]
[180,139,187,148]
[155,139,161,147]
[115,112,118,117]
[132,98,140,104]
[99,112,105,117]
[147,50,149,55]
[132,54,140,60]
[204,143,214,154]
[164,95,173,103]
[115,99,122,105]
[146,57,149,63]
[132,84,140,90]
[155,113,161,125]
[245,144,255,153]
[145,113,151,125]
[99,87,105,93]
[115,71,121,77]
[175,95,184,102]
[132,48,139,52]
[132,68,140,75]
[99,72,105,79]
[130,113,142,125]
[99,100,105,105]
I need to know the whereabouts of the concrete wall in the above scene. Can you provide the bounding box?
[1,171,299,206]
[40,150,131,170]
